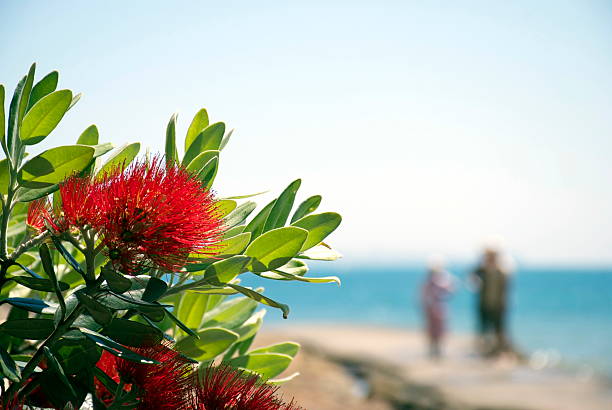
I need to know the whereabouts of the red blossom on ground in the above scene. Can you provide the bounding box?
[196,364,303,410]
[95,157,224,273]
[95,341,196,409]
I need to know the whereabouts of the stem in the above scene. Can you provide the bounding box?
[9,230,51,260]
[0,152,19,260]
[81,228,98,284]
[63,234,86,255]
[3,304,86,401]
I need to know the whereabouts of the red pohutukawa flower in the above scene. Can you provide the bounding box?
[95,341,195,409]
[95,344,302,410]
[57,173,104,231]
[26,198,53,232]
[95,157,224,273]
[196,364,303,410]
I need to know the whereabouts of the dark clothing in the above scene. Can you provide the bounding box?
[473,265,510,351]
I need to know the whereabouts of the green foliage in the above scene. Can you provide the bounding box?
[20,90,72,145]
[18,145,95,188]
[0,65,343,407]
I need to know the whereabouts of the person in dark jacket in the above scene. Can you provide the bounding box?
[471,242,515,356]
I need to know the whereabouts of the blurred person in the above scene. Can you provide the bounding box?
[470,237,516,356]
[421,255,455,359]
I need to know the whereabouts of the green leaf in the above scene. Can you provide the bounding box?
[51,236,85,276]
[16,184,59,202]
[245,226,308,272]
[199,156,218,188]
[176,327,238,361]
[0,158,10,194]
[223,225,245,239]
[291,212,342,251]
[223,191,268,200]
[0,84,5,145]
[175,289,221,331]
[226,352,293,379]
[224,201,256,228]
[100,291,171,310]
[202,297,257,329]
[219,128,234,151]
[165,113,178,165]
[276,259,308,276]
[18,63,36,124]
[100,265,132,293]
[40,243,67,319]
[20,90,72,145]
[163,308,200,338]
[204,255,251,284]
[232,310,265,342]
[0,344,21,382]
[227,284,290,318]
[7,76,26,158]
[14,260,42,278]
[93,366,118,393]
[183,122,225,165]
[266,270,340,285]
[102,319,163,347]
[76,124,98,145]
[79,328,160,364]
[185,108,209,151]
[68,92,81,110]
[43,346,78,399]
[250,342,300,358]
[2,297,56,314]
[185,287,239,296]
[90,142,114,158]
[186,149,219,175]
[76,292,113,326]
[268,372,301,385]
[52,338,101,375]
[11,276,69,292]
[216,232,251,256]
[141,277,168,302]
[139,305,165,322]
[215,199,237,218]
[18,145,95,188]
[0,318,54,339]
[244,199,276,240]
[28,70,59,110]
[263,179,301,233]
[297,244,343,261]
[290,195,322,223]
[97,142,140,175]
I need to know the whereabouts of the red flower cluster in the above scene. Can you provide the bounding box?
[95,341,195,409]
[95,342,301,410]
[95,157,224,273]
[27,158,225,274]
[26,198,53,232]
[197,364,302,410]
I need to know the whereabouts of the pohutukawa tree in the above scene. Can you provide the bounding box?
[0,64,342,409]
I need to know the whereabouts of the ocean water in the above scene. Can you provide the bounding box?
[239,263,612,378]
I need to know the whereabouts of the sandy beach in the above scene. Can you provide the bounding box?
[256,324,612,410]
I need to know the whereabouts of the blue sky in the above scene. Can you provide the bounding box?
[1,1,611,265]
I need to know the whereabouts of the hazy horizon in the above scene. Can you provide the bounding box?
[1,1,611,266]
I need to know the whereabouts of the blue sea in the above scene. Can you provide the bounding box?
[240,262,612,378]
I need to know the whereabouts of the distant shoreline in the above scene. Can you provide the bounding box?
[261,323,612,410]
[267,321,612,382]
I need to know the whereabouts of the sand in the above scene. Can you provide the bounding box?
[255,324,612,410]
